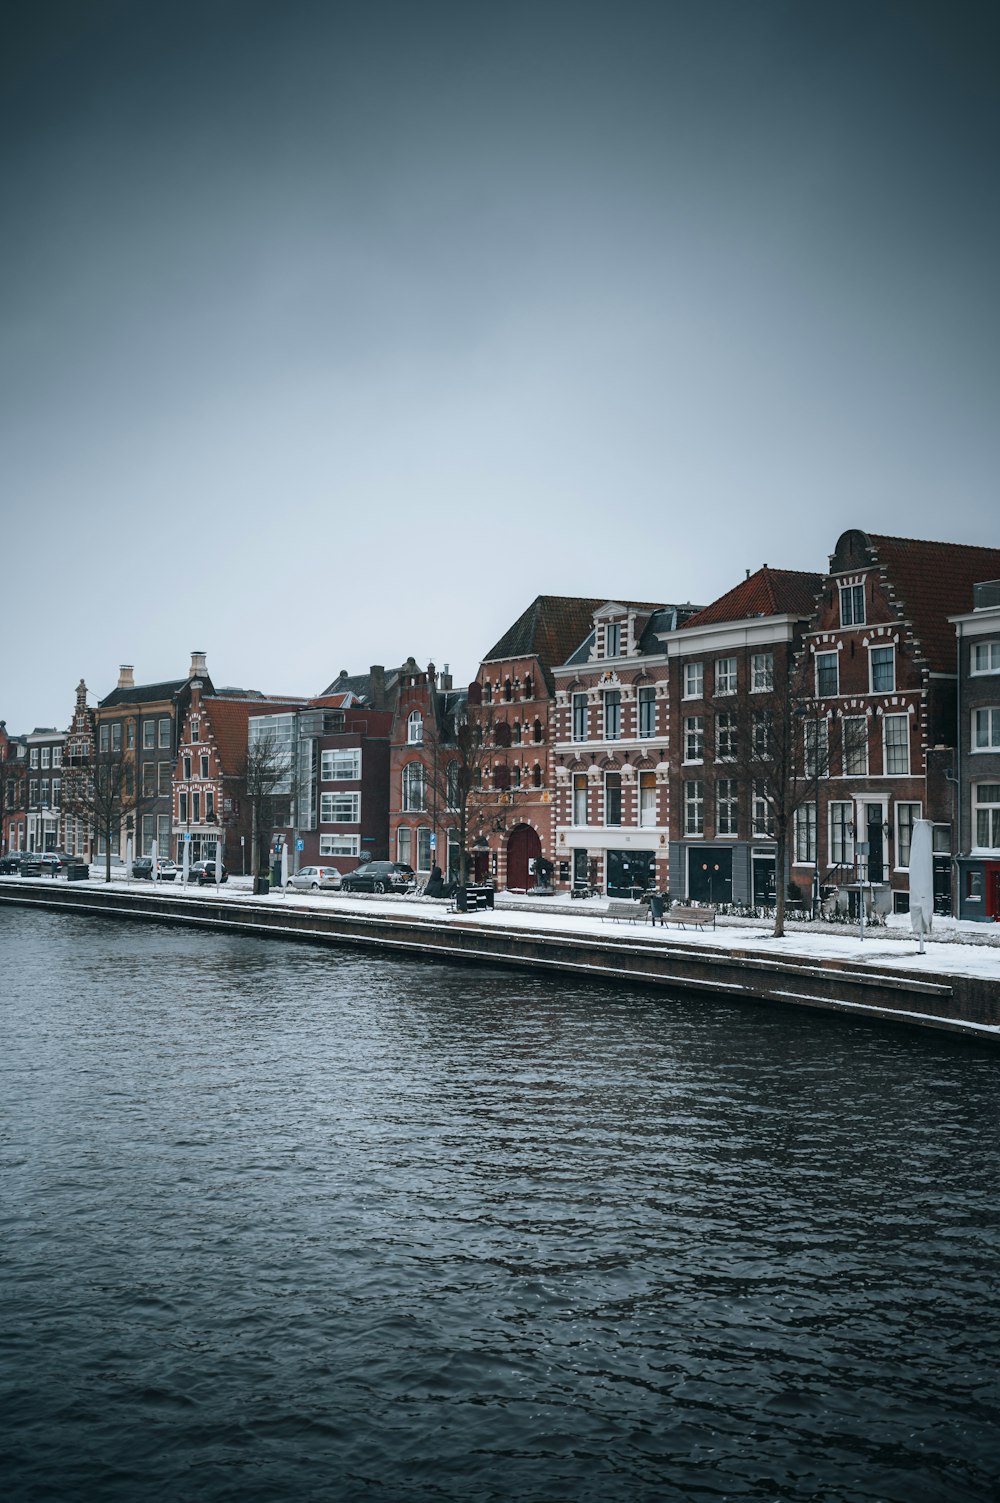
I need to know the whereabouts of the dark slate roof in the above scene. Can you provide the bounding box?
[638,604,703,649]
[866,533,1000,674]
[482,596,609,670]
[680,568,823,629]
[98,676,210,709]
[320,666,403,702]
[563,630,596,667]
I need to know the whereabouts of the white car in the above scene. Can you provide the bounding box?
[287,865,342,892]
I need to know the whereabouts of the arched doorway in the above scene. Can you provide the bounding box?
[506,824,541,890]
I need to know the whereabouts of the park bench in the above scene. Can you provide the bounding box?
[662,905,717,930]
[603,899,644,923]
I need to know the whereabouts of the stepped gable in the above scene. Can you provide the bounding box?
[865,533,1000,674]
[680,567,823,629]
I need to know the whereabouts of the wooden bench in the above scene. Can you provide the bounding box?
[603,899,644,923]
[662,905,717,930]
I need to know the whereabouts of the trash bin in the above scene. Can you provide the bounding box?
[67,862,89,882]
[253,875,270,895]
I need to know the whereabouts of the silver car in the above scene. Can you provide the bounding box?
[287,865,342,892]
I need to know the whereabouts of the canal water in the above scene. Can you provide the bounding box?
[2,906,999,1502]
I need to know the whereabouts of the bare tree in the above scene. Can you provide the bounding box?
[238,726,294,884]
[422,688,524,886]
[62,744,156,883]
[715,658,831,938]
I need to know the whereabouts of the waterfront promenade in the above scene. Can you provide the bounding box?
[3,874,998,1044]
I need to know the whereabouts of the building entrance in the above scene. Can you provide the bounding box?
[606,849,655,898]
[506,825,541,890]
[688,848,733,905]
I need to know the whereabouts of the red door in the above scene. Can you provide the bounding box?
[506,825,541,890]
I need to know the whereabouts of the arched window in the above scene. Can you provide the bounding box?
[493,763,511,791]
[524,674,533,700]
[407,711,423,745]
[504,678,513,702]
[403,762,426,811]
[532,763,543,788]
[512,722,522,744]
[495,721,511,748]
[533,718,543,743]
[483,681,492,704]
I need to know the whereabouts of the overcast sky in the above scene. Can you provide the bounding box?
[2,0,998,731]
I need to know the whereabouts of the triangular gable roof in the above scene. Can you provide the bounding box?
[680,567,823,630]
[99,676,195,709]
[865,533,1000,674]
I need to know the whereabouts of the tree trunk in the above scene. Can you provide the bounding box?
[773,820,787,938]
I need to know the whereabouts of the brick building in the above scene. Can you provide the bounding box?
[552,599,699,896]
[62,679,96,861]
[389,659,467,881]
[798,531,1000,916]
[665,567,822,907]
[25,726,68,853]
[1,722,28,855]
[951,578,1000,920]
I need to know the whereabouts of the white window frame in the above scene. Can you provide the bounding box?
[829,800,855,866]
[794,803,817,864]
[639,770,656,827]
[751,781,774,837]
[397,827,412,866]
[637,685,656,738]
[143,720,156,750]
[815,651,839,698]
[604,770,622,827]
[603,690,621,741]
[571,693,588,742]
[842,715,869,776]
[407,711,423,745]
[840,583,865,626]
[804,719,828,779]
[321,748,362,781]
[684,779,704,837]
[715,657,737,696]
[883,714,910,776]
[972,707,1000,751]
[158,718,171,749]
[894,801,920,870]
[402,762,426,812]
[319,834,361,858]
[605,622,621,659]
[683,662,704,700]
[869,645,895,694]
[684,716,704,763]
[572,773,588,827]
[971,641,1000,675]
[320,791,360,824]
[716,712,736,762]
[716,778,738,837]
[972,783,1000,851]
[751,653,774,693]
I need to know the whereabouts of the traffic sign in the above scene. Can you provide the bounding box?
[429,834,436,849]
[296,839,304,851]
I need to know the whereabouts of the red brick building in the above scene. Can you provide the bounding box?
[1,722,28,856]
[389,659,466,880]
[798,530,1000,916]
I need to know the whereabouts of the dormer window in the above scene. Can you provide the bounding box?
[407,710,423,744]
[840,583,865,626]
[605,623,621,658]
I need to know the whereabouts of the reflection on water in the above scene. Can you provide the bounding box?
[2,906,999,1501]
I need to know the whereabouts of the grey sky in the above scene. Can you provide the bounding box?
[2,0,998,731]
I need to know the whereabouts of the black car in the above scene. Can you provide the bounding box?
[132,857,178,881]
[188,859,228,885]
[339,860,415,894]
[0,852,24,874]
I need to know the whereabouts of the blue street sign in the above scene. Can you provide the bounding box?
[296,839,304,851]
[184,832,191,841]
[429,834,436,849]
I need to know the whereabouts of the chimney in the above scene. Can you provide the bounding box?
[369,665,385,710]
[190,650,207,678]
[440,662,453,690]
[118,665,135,690]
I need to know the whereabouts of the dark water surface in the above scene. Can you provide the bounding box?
[1,906,999,1502]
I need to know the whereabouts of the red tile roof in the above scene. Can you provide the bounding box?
[201,695,306,775]
[867,533,1000,673]
[680,568,823,629]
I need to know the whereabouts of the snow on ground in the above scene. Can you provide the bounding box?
[5,871,998,985]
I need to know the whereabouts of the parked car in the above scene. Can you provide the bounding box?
[32,851,73,873]
[188,859,228,885]
[339,860,415,894]
[287,865,342,891]
[0,852,24,874]
[132,857,179,881]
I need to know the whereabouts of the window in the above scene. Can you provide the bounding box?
[605,622,621,658]
[752,712,773,759]
[99,725,110,754]
[532,763,542,788]
[603,690,621,741]
[795,803,817,863]
[111,724,122,753]
[40,778,49,805]
[533,718,542,744]
[41,747,51,769]
[883,714,910,775]
[29,779,37,806]
[483,681,493,704]
[320,791,360,823]
[716,713,736,762]
[715,657,737,695]
[320,834,360,857]
[183,755,192,781]
[973,708,1000,750]
[200,754,210,779]
[895,802,920,868]
[397,827,412,867]
[870,646,895,693]
[512,721,522,745]
[804,719,828,778]
[717,779,738,836]
[829,801,854,865]
[972,641,1000,675]
[192,791,201,823]
[158,763,171,796]
[190,719,200,743]
[974,784,1000,849]
[52,747,62,767]
[407,711,423,745]
[321,748,361,781]
[604,771,622,826]
[572,693,588,742]
[158,718,171,749]
[524,675,534,700]
[842,716,868,775]
[751,653,774,693]
[126,723,134,750]
[446,762,460,809]
[51,778,61,807]
[403,762,426,811]
[639,771,656,827]
[573,774,588,826]
[179,791,188,823]
[683,662,703,699]
[142,763,156,796]
[815,652,839,697]
[142,814,155,855]
[30,747,39,768]
[684,780,704,836]
[504,679,513,703]
[637,686,656,738]
[143,720,156,750]
[684,716,704,762]
[840,583,865,626]
[752,781,773,837]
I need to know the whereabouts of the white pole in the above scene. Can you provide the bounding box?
[280,842,289,893]
[151,837,158,882]
[182,836,190,885]
[126,836,133,884]
[215,838,223,888]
